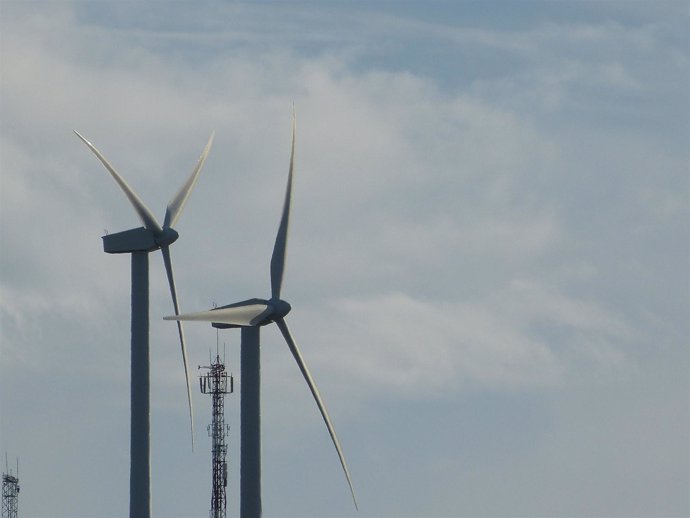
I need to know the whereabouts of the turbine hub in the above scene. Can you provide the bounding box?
[270,298,291,319]
[155,227,179,246]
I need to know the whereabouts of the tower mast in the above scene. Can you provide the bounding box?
[2,455,19,518]
[200,350,234,518]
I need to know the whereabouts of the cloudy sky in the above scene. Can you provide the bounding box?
[1,1,688,517]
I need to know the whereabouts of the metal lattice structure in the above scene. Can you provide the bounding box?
[2,457,19,518]
[200,354,233,518]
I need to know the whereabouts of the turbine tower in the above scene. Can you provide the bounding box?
[75,130,214,518]
[166,115,357,517]
[200,350,234,518]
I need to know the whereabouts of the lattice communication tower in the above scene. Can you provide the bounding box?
[200,352,234,518]
[2,455,19,518]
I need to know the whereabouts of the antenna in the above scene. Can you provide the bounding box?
[2,453,20,518]
[200,351,234,518]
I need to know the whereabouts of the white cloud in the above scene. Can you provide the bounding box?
[0,2,687,517]
[295,278,632,400]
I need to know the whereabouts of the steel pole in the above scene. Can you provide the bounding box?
[240,326,261,518]
[130,251,150,518]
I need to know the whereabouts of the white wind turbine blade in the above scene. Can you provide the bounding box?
[164,132,215,229]
[164,303,272,327]
[161,244,195,450]
[74,130,163,234]
[270,113,296,300]
[274,317,358,509]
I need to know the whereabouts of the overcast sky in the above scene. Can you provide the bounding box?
[1,1,688,517]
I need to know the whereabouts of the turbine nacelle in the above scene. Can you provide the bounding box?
[170,297,292,329]
[101,226,179,254]
[102,227,159,254]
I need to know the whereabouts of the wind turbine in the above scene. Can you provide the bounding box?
[75,130,213,518]
[165,115,357,517]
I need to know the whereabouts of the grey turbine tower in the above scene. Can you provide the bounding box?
[165,116,357,517]
[75,130,214,518]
